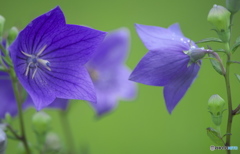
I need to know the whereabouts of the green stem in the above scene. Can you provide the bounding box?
[2,42,31,153]
[9,68,31,154]
[6,124,22,140]
[59,110,75,154]
[229,61,240,64]
[224,43,233,154]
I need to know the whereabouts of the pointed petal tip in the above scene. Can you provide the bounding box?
[112,27,130,38]
[35,105,43,111]
[166,107,173,114]
[49,5,64,15]
[134,23,143,29]
[51,6,63,16]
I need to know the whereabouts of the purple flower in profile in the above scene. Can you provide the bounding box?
[130,23,206,113]
[9,6,106,110]
[87,28,136,116]
[0,72,31,119]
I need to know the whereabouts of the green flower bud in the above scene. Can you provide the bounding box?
[0,15,5,38]
[32,111,51,134]
[208,94,225,126]
[7,27,19,45]
[207,5,231,42]
[4,113,12,124]
[208,5,231,30]
[226,0,240,14]
[44,132,62,152]
[0,128,7,154]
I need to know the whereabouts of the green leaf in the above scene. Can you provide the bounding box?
[232,36,240,53]
[196,38,223,44]
[206,127,225,146]
[235,74,240,82]
[208,53,224,75]
[213,49,226,53]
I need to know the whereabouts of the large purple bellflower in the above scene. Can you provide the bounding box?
[9,7,106,110]
[87,28,136,116]
[129,23,202,113]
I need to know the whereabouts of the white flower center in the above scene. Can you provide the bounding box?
[21,45,51,79]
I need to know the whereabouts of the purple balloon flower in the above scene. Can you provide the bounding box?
[0,72,31,119]
[87,28,136,116]
[130,23,204,113]
[8,6,106,110]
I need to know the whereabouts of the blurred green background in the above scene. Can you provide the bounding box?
[1,0,240,153]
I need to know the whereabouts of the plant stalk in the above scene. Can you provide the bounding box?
[224,43,233,154]
[9,68,31,154]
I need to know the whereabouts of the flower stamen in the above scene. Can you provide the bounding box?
[37,45,47,57]
[25,62,33,76]
[32,67,38,79]
[21,45,51,79]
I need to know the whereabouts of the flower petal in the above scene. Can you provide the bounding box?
[167,23,185,37]
[117,66,137,100]
[10,6,65,57]
[163,63,200,113]
[46,98,69,110]
[87,28,130,70]
[23,66,96,110]
[0,73,18,118]
[41,24,106,66]
[23,97,69,110]
[135,23,190,51]
[129,50,190,86]
[90,91,118,116]
[0,72,32,118]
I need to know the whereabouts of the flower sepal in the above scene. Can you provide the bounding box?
[195,37,223,44]
[184,46,208,66]
[216,29,230,43]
